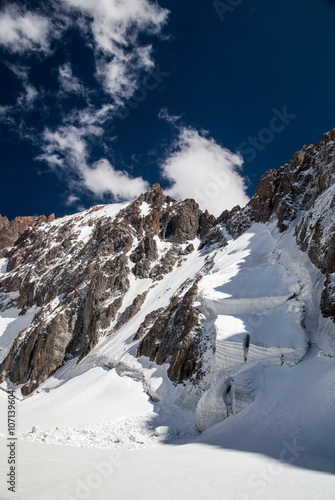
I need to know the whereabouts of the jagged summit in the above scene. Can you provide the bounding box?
[144,181,164,196]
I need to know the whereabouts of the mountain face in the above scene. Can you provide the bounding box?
[0,129,334,433]
[0,186,221,395]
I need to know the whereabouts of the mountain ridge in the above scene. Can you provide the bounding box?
[0,127,334,407]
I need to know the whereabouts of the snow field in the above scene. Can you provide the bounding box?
[1,434,335,500]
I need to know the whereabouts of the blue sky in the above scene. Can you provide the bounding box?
[0,0,335,219]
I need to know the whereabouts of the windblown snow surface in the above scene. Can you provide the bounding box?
[1,213,335,499]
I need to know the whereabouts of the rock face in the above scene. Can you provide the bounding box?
[0,215,34,257]
[0,214,56,258]
[164,199,201,244]
[321,274,335,320]
[137,282,208,383]
[0,128,334,397]
[0,186,219,394]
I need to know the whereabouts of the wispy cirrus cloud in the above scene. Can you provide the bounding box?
[0,0,169,206]
[0,105,15,125]
[38,121,148,201]
[63,0,168,104]
[37,123,102,174]
[6,64,39,110]
[158,107,182,125]
[62,104,115,129]
[0,4,63,55]
[65,194,80,206]
[58,63,86,97]
[62,0,168,53]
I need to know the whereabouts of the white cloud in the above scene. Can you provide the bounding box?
[38,153,65,169]
[0,1,168,104]
[0,1,168,208]
[21,84,38,107]
[158,107,181,125]
[0,105,15,125]
[38,123,148,201]
[83,159,149,200]
[58,63,85,96]
[161,127,249,216]
[65,194,80,206]
[62,0,168,103]
[0,105,9,115]
[38,124,95,174]
[62,0,168,52]
[0,5,52,54]
[6,63,27,80]
[62,105,115,128]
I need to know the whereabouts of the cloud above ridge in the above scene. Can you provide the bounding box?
[38,122,149,201]
[160,125,249,216]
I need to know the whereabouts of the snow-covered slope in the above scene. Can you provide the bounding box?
[1,214,333,451]
[0,129,335,499]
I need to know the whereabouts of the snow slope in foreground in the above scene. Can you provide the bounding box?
[0,430,335,500]
[1,350,335,500]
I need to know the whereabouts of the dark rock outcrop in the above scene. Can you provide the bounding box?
[220,129,335,237]
[164,199,201,244]
[113,291,148,333]
[0,215,34,257]
[0,214,56,258]
[137,282,208,383]
[321,274,335,320]
[133,307,165,341]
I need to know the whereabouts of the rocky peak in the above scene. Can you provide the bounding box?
[220,127,335,236]
[247,168,279,223]
[141,182,165,205]
[0,215,34,258]
[164,198,201,244]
